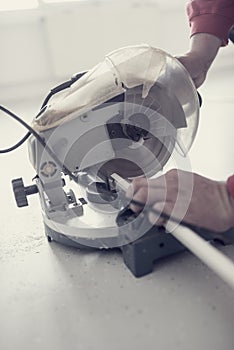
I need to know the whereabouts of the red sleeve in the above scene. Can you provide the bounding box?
[187,0,234,46]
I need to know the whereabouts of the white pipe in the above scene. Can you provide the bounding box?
[166,222,234,290]
[111,173,130,191]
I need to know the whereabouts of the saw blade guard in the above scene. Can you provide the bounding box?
[33,44,199,159]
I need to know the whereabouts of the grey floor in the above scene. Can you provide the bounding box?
[1,70,234,350]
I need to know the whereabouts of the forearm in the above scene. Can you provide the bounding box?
[188,33,221,71]
[176,33,221,87]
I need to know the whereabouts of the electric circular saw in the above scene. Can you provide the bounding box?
[12,44,211,276]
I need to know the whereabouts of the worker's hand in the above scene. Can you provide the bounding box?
[176,33,221,88]
[126,169,234,232]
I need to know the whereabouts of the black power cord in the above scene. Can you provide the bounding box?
[0,105,78,182]
[0,130,31,154]
[0,72,85,155]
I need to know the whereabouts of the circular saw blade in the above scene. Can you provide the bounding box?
[100,83,184,179]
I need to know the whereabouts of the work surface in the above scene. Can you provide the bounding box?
[1,74,234,350]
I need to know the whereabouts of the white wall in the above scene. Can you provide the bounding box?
[0,0,233,105]
[0,1,190,105]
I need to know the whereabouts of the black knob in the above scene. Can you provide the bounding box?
[12,178,38,207]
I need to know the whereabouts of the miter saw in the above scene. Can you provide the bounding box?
[11,45,234,277]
